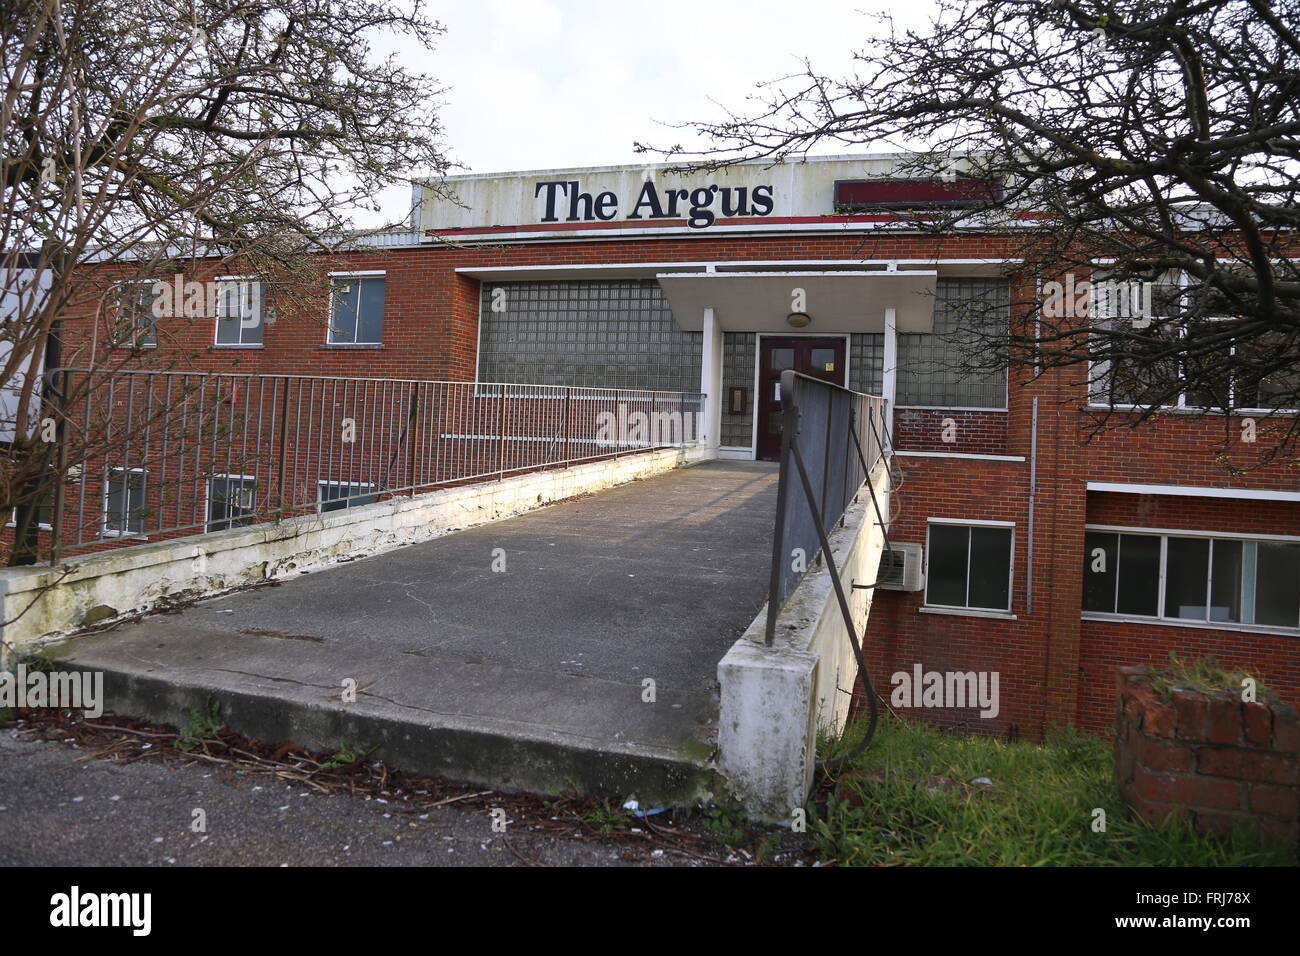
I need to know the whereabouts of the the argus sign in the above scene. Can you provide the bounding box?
[534,179,775,230]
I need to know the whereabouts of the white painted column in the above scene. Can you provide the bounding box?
[700,306,723,451]
[882,305,898,443]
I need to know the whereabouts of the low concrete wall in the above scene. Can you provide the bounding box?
[717,464,889,820]
[0,446,707,658]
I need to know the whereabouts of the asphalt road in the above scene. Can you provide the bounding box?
[0,727,729,867]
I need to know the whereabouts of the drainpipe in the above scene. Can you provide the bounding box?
[1027,396,1038,615]
[881,306,898,438]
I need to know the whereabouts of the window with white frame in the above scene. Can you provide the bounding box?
[9,495,53,530]
[925,521,1014,612]
[317,480,377,512]
[1089,268,1297,413]
[214,278,266,346]
[207,475,258,532]
[114,281,158,349]
[104,467,147,535]
[327,274,385,345]
[1083,530,1300,629]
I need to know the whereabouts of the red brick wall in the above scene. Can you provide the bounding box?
[58,232,1029,383]
[42,228,1300,743]
[1115,666,1299,845]
[893,409,1008,455]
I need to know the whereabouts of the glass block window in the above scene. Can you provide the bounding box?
[721,332,755,447]
[477,280,702,392]
[849,333,884,396]
[897,278,1008,408]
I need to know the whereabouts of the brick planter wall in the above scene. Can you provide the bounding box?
[1114,665,1300,848]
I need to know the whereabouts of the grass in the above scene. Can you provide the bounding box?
[1147,650,1271,701]
[812,716,1295,866]
[320,743,376,771]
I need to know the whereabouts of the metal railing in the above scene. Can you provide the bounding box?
[762,370,894,762]
[34,369,704,562]
[764,370,892,643]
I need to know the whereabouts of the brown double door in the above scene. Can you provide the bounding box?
[756,336,847,460]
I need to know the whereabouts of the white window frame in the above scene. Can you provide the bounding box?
[316,479,378,513]
[1081,524,1300,634]
[923,518,1016,614]
[114,280,159,350]
[212,276,266,348]
[102,466,148,537]
[326,271,386,346]
[7,507,52,531]
[1088,268,1299,414]
[205,473,259,532]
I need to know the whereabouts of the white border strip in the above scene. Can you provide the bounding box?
[1085,522,1300,543]
[1087,481,1300,503]
[898,451,1025,462]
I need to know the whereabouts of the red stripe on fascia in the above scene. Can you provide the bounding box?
[424,214,903,237]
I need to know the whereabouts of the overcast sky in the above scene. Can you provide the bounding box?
[360,0,937,225]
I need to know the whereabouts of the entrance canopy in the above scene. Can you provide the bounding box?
[655,270,937,333]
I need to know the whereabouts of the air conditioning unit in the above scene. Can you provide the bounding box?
[877,542,924,592]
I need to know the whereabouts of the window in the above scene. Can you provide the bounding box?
[1089,269,1297,413]
[114,282,158,349]
[1233,331,1299,411]
[9,496,53,531]
[207,475,258,532]
[215,279,265,347]
[317,481,377,513]
[476,279,702,392]
[1082,530,1300,629]
[104,468,147,536]
[328,274,385,345]
[925,522,1014,612]
[770,347,794,370]
[897,278,1008,408]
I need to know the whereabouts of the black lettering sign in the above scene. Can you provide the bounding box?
[533,179,774,229]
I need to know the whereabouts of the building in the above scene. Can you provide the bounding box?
[44,152,1300,737]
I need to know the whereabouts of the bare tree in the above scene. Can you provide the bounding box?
[644,0,1300,470]
[1,0,454,564]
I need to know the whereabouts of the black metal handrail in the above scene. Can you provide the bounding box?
[762,369,894,766]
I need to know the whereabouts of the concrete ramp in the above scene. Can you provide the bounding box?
[51,460,779,804]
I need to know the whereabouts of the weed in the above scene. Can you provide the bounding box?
[700,797,750,848]
[176,699,224,752]
[582,799,630,834]
[320,743,376,770]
